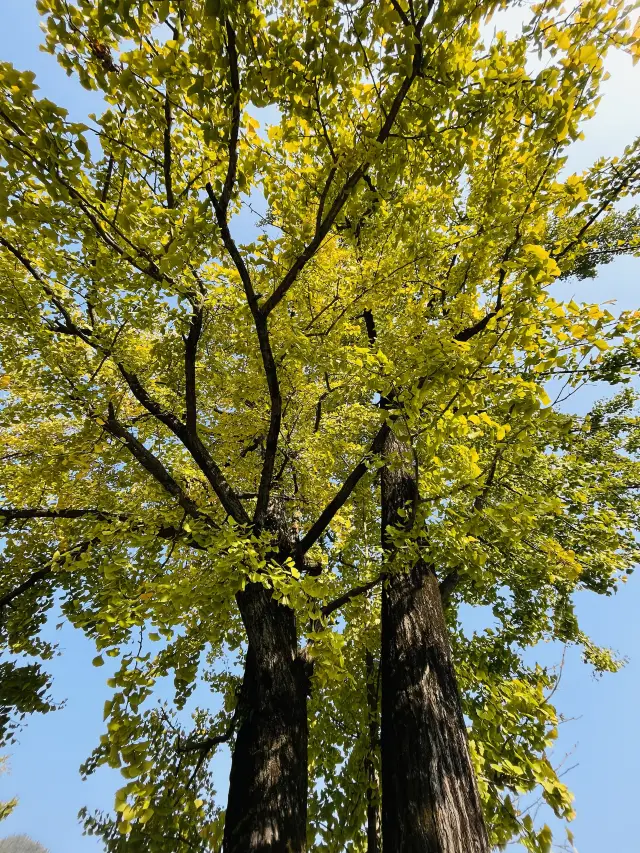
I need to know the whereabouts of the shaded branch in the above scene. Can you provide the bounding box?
[0,235,93,345]
[0,508,119,523]
[0,540,93,610]
[220,19,241,213]
[298,421,391,555]
[554,165,639,262]
[117,367,249,524]
[100,154,114,203]
[177,697,241,755]
[0,235,245,525]
[203,20,281,529]
[163,92,175,209]
[102,401,201,518]
[0,567,53,610]
[322,573,385,618]
[438,571,460,605]
[184,302,203,436]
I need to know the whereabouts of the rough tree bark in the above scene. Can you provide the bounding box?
[380,432,490,853]
[223,582,309,853]
[223,499,310,853]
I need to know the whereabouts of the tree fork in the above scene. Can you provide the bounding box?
[380,432,490,853]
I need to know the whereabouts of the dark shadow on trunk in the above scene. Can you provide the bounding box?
[223,495,311,853]
[223,581,309,853]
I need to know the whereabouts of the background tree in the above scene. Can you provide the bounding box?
[0,836,49,853]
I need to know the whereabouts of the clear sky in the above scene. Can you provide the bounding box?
[0,3,638,852]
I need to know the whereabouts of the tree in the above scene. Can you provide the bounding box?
[1,1,639,852]
[0,837,49,853]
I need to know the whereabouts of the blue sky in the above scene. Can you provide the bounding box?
[0,3,638,851]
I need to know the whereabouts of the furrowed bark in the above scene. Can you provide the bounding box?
[224,499,309,853]
[380,433,490,853]
[224,581,309,853]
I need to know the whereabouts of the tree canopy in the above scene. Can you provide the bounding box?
[1,1,639,851]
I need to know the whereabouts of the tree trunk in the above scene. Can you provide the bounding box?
[223,581,309,853]
[380,433,490,853]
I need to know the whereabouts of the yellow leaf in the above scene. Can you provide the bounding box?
[524,244,549,261]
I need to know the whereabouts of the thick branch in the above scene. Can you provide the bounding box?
[102,402,201,518]
[298,421,391,555]
[322,573,385,618]
[438,571,460,605]
[454,266,505,343]
[221,19,241,213]
[454,311,496,343]
[177,714,237,754]
[100,154,115,203]
[0,567,52,610]
[363,309,377,345]
[203,22,281,527]
[163,92,175,209]
[117,367,249,524]
[184,302,203,436]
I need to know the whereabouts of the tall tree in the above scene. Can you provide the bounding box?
[380,432,490,852]
[1,1,640,852]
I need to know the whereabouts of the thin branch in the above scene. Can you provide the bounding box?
[102,401,201,518]
[0,540,93,610]
[163,91,175,209]
[0,508,118,522]
[322,573,385,618]
[261,32,424,317]
[554,166,638,261]
[0,235,93,345]
[1,235,245,525]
